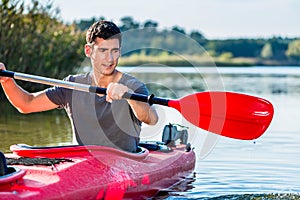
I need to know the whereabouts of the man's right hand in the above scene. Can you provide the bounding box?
[0,63,9,83]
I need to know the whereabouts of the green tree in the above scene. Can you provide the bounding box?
[0,0,85,93]
[75,16,106,31]
[171,26,186,34]
[261,43,273,59]
[219,52,233,61]
[267,37,289,60]
[143,20,158,29]
[205,39,265,57]
[286,39,300,62]
[119,16,140,31]
[190,30,206,46]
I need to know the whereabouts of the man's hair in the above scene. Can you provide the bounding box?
[86,20,122,45]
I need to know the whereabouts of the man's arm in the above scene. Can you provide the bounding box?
[0,64,58,113]
[127,100,158,125]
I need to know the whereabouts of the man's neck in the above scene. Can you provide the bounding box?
[92,70,122,88]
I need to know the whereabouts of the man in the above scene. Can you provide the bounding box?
[0,20,158,152]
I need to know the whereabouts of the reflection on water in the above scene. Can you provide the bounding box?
[0,108,72,153]
[1,67,300,199]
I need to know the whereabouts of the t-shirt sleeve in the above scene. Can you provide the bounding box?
[123,74,149,96]
[45,76,73,107]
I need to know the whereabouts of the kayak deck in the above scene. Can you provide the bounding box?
[1,143,196,200]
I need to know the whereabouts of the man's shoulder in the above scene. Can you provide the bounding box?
[65,73,91,84]
[120,73,148,93]
[121,73,142,84]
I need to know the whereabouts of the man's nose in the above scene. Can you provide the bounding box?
[106,52,114,62]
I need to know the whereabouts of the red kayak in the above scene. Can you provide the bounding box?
[0,142,195,200]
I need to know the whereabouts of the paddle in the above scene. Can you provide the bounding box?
[0,69,274,140]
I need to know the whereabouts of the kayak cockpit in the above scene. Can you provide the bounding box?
[8,140,178,158]
[0,152,26,192]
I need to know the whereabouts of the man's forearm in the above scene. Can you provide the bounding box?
[1,78,34,113]
[128,100,158,125]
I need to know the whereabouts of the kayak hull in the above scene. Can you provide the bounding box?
[1,144,195,200]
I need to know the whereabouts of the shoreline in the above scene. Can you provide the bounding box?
[118,56,299,67]
[118,62,300,67]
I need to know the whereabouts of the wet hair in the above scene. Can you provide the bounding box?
[86,20,122,45]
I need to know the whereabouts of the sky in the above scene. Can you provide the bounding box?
[52,0,300,39]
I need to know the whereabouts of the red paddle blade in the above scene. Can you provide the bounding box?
[168,91,274,140]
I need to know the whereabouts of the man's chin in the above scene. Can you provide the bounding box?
[103,68,117,76]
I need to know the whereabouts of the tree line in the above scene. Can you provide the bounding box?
[1,0,300,96]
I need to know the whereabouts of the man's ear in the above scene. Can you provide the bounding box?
[84,44,92,57]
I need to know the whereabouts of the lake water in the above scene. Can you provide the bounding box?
[1,66,300,199]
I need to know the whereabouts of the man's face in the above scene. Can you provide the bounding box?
[86,37,121,76]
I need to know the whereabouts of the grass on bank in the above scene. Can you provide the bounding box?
[118,52,287,67]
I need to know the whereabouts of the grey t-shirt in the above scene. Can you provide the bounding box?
[45,72,149,152]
